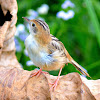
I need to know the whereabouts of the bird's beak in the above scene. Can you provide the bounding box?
[22,17,30,23]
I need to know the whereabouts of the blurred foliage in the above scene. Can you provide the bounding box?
[16,0,100,79]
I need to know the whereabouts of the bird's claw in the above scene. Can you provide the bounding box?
[30,69,49,78]
[49,78,59,91]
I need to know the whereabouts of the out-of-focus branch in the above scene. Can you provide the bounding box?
[0,0,99,100]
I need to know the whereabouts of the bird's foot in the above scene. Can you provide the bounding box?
[49,67,63,91]
[49,77,59,91]
[30,68,48,77]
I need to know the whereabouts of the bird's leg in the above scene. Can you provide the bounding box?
[30,68,48,77]
[49,67,63,91]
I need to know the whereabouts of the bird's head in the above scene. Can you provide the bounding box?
[22,17,51,45]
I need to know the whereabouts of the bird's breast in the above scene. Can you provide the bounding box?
[25,35,38,54]
[25,35,54,67]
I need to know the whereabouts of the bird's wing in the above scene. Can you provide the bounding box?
[48,35,90,77]
[47,34,66,56]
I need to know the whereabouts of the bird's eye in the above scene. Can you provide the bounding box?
[32,23,35,27]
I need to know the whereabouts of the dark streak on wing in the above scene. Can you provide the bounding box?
[52,38,59,41]
[51,39,62,51]
[51,42,58,50]
[50,40,66,57]
[49,34,67,57]
[51,35,59,41]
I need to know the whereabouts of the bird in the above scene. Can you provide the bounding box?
[22,17,90,90]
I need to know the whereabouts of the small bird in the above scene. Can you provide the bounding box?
[22,17,90,90]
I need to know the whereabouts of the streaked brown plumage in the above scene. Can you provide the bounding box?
[23,17,90,90]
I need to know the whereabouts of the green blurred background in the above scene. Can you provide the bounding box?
[16,0,100,79]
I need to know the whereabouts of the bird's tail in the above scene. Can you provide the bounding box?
[65,50,90,77]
